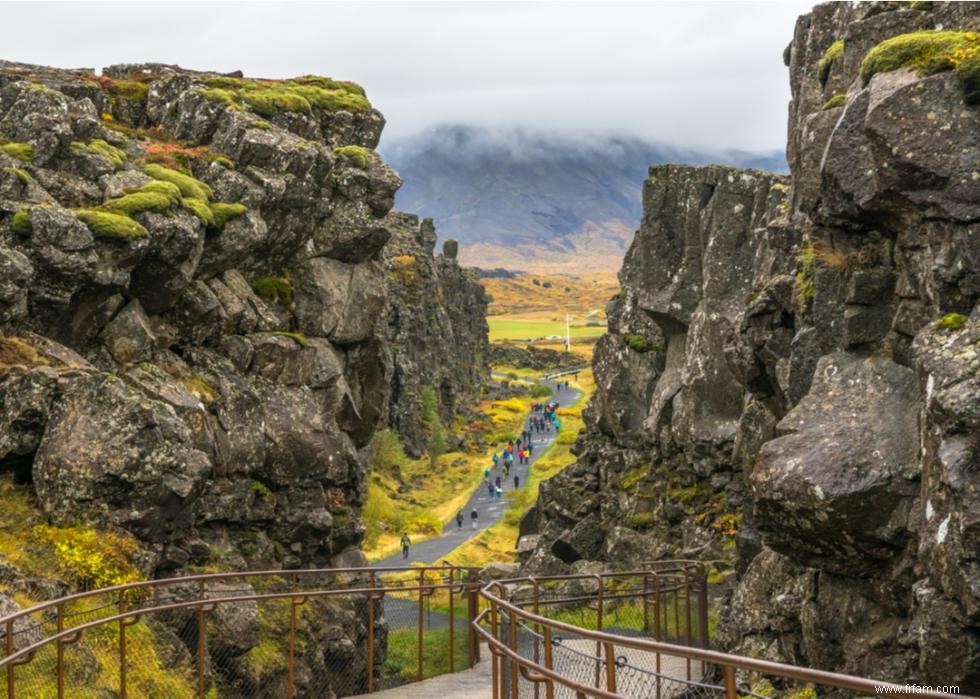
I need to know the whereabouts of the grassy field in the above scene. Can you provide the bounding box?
[442,369,595,568]
[488,318,606,342]
[482,271,620,317]
[363,390,543,562]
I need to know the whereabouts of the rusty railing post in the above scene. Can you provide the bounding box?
[684,567,692,680]
[55,602,64,699]
[531,577,540,699]
[449,570,456,674]
[594,575,603,689]
[417,570,425,682]
[603,641,617,693]
[117,596,126,699]
[653,573,661,699]
[643,573,651,633]
[196,579,207,699]
[5,618,14,699]
[509,604,519,699]
[543,625,555,699]
[288,575,310,699]
[490,600,500,699]
[723,665,738,698]
[468,570,480,665]
[367,571,376,694]
[698,563,710,648]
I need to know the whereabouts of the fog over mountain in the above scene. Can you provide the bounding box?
[382,125,787,270]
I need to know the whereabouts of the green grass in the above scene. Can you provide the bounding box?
[820,93,846,110]
[333,145,371,168]
[75,209,149,241]
[70,139,126,168]
[818,39,844,84]
[382,626,470,682]
[199,76,371,117]
[860,30,980,104]
[488,318,605,342]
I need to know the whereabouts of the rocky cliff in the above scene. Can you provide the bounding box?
[525,1,980,689]
[382,212,489,457]
[0,60,403,693]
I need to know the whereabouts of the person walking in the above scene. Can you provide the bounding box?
[456,510,464,529]
[401,533,411,560]
[487,481,494,499]
[471,508,479,530]
[514,474,520,489]
[495,485,503,500]
[528,441,534,456]
[495,476,501,491]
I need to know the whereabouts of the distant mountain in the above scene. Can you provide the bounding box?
[381,125,787,271]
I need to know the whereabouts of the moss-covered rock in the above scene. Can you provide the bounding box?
[75,209,149,241]
[860,30,980,104]
[817,39,844,85]
[70,139,127,169]
[143,163,213,200]
[198,76,371,117]
[1,142,34,163]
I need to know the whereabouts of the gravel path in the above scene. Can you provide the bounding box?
[371,380,581,568]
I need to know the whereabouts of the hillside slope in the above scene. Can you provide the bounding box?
[382,125,786,270]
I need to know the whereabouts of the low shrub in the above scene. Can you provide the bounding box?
[624,333,653,353]
[252,276,294,305]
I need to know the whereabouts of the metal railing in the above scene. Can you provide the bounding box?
[0,564,480,698]
[474,562,963,699]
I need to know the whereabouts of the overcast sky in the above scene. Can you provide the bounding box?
[3,1,814,151]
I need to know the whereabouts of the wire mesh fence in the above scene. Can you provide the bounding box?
[1,565,481,698]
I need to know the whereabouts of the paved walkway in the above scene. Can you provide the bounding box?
[372,380,581,567]
[353,652,492,698]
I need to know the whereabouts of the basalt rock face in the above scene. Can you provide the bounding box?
[528,1,980,689]
[0,60,400,694]
[521,164,789,574]
[382,212,489,457]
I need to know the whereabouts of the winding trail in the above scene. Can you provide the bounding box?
[371,379,582,567]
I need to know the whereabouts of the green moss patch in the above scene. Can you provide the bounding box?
[624,333,654,353]
[210,202,247,229]
[199,76,371,117]
[252,276,294,305]
[270,331,308,347]
[860,30,980,104]
[821,93,847,110]
[933,313,968,332]
[333,145,371,169]
[818,39,844,85]
[70,139,127,169]
[75,209,149,241]
[4,166,30,185]
[143,163,213,200]
[0,142,34,163]
[11,208,31,236]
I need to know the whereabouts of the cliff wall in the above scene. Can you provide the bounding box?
[525,1,980,689]
[382,213,489,457]
[0,59,455,695]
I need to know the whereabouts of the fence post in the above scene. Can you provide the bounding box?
[197,579,207,699]
[367,571,375,694]
[723,665,738,698]
[698,563,710,648]
[5,618,14,699]
[603,641,617,693]
[468,570,480,664]
[684,567,692,681]
[543,626,555,699]
[594,575,603,688]
[491,600,500,699]
[449,572,456,674]
[55,602,64,699]
[531,577,540,699]
[653,574,661,699]
[417,570,425,682]
[509,606,519,699]
[116,596,125,699]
